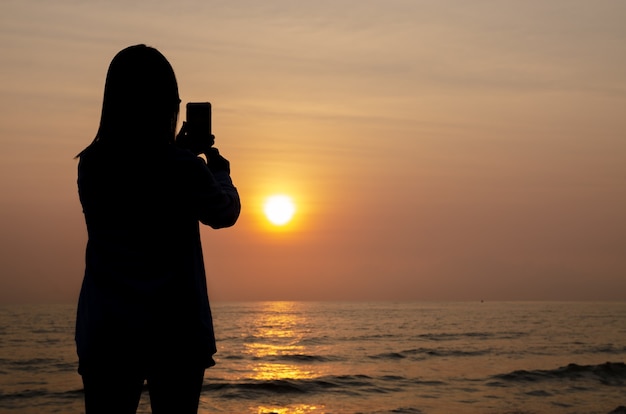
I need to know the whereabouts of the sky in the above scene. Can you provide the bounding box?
[1,0,625,303]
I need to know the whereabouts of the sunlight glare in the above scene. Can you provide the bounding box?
[263,195,296,226]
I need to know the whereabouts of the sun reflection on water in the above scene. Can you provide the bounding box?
[256,404,320,414]
[244,302,316,381]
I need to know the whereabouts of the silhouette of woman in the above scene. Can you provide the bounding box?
[75,45,240,414]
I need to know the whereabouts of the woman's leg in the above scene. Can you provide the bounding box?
[146,365,206,414]
[81,367,144,414]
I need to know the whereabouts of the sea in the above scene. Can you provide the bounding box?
[0,301,625,414]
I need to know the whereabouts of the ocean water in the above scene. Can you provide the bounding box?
[0,301,625,414]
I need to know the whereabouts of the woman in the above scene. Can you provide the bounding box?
[75,44,240,414]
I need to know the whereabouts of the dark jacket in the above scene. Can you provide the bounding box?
[75,142,240,373]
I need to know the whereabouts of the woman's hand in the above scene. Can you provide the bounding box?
[204,147,230,174]
[176,122,215,155]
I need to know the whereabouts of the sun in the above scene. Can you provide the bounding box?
[263,195,296,226]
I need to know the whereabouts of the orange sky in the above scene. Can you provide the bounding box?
[1,1,625,303]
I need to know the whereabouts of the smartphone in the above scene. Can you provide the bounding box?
[186,102,212,137]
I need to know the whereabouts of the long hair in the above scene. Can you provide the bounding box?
[78,45,180,157]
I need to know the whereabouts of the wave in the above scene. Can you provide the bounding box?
[1,375,405,406]
[0,357,76,374]
[489,362,626,386]
[416,331,527,341]
[581,344,626,355]
[203,374,432,399]
[369,347,489,360]
[0,388,83,407]
[243,354,343,363]
[337,331,526,343]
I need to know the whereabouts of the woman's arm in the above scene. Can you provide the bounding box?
[189,149,240,229]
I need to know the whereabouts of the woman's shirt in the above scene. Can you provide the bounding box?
[75,142,240,369]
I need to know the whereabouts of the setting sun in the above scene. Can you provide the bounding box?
[263,195,296,226]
